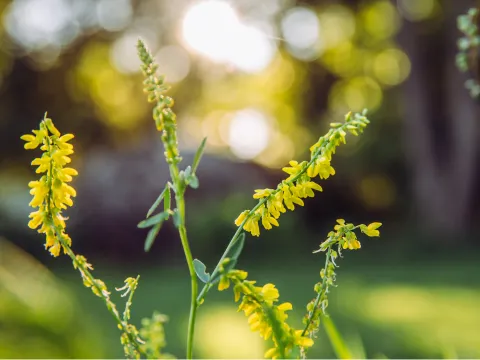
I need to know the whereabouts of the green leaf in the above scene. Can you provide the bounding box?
[210,233,245,283]
[187,174,199,189]
[193,259,210,283]
[146,186,167,218]
[192,137,207,174]
[184,165,192,178]
[322,315,353,359]
[138,211,169,229]
[144,222,162,252]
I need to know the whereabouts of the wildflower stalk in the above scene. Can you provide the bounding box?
[301,247,332,337]
[137,39,198,359]
[300,219,381,353]
[198,110,371,304]
[22,115,145,358]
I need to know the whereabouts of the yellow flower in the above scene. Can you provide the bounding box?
[243,214,261,236]
[293,329,314,348]
[361,222,382,237]
[234,210,249,226]
[308,156,335,179]
[253,188,274,199]
[218,276,230,291]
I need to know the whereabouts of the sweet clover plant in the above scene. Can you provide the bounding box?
[22,39,382,359]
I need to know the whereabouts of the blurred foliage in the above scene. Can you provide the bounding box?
[0,238,104,358]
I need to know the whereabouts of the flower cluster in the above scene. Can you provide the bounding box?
[21,114,77,257]
[137,39,181,165]
[235,110,370,237]
[218,268,313,359]
[139,312,172,359]
[302,219,382,340]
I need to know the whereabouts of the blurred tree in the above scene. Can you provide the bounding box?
[398,0,479,237]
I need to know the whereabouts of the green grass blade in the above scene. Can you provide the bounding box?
[322,315,353,359]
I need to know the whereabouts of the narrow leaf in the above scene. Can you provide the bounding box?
[164,185,171,217]
[226,232,245,262]
[322,315,353,359]
[145,222,163,252]
[192,137,207,174]
[146,186,167,218]
[193,259,210,283]
[210,233,245,283]
[138,211,169,229]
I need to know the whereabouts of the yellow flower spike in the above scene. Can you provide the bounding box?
[23,116,78,257]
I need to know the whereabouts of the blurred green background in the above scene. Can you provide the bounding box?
[1,0,480,358]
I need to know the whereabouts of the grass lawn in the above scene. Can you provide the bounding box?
[57,257,480,359]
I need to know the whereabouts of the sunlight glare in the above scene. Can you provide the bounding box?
[182,0,275,73]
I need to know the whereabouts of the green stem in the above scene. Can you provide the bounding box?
[171,166,198,359]
[56,231,145,357]
[301,247,332,337]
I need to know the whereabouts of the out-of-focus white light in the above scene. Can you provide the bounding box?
[4,0,78,50]
[281,7,320,50]
[97,0,132,32]
[182,0,276,73]
[182,1,239,62]
[228,109,270,159]
[110,33,142,73]
[228,24,275,73]
[155,45,191,83]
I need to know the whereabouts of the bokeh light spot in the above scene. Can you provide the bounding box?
[96,0,132,32]
[155,45,191,83]
[281,6,321,61]
[398,0,437,22]
[358,174,396,209]
[360,0,401,41]
[318,5,356,50]
[4,0,78,51]
[330,77,383,113]
[373,48,411,86]
[228,109,271,159]
[195,305,264,358]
